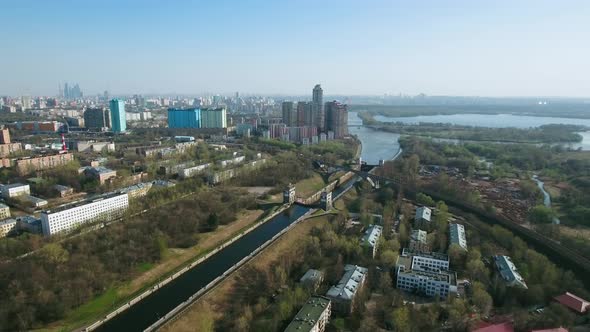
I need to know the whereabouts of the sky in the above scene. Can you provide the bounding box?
[1,0,589,97]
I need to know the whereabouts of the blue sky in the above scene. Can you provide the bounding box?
[1,0,589,96]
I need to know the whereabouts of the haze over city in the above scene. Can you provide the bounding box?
[2,0,590,97]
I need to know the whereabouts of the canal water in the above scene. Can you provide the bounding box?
[98,179,360,331]
[348,112,402,164]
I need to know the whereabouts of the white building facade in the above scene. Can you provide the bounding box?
[41,192,129,236]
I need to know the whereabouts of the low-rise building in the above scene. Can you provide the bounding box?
[449,223,468,251]
[0,142,22,157]
[24,195,48,208]
[179,163,212,179]
[53,184,74,197]
[0,202,10,219]
[284,296,331,332]
[400,248,450,272]
[40,192,129,236]
[0,218,17,237]
[120,182,152,199]
[361,225,383,258]
[217,155,245,168]
[554,292,590,314]
[395,253,457,299]
[0,183,31,198]
[300,269,324,291]
[82,166,117,184]
[415,206,432,230]
[14,152,74,175]
[493,255,527,289]
[325,264,368,313]
[409,229,430,253]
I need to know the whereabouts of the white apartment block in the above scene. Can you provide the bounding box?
[449,223,468,251]
[0,218,17,238]
[0,202,10,219]
[396,265,457,299]
[0,183,31,199]
[401,248,449,272]
[179,163,211,179]
[41,192,129,236]
[361,225,383,258]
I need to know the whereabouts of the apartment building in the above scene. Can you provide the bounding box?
[326,265,368,313]
[449,223,468,251]
[361,225,383,258]
[0,203,10,219]
[0,183,30,198]
[494,255,527,289]
[396,251,457,299]
[40,192,129,236]
[284,296,331,332]
[14,152,74,175]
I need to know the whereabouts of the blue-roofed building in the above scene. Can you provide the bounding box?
[493,255,527,289]
[168,108,201,128]
[109,99,126,133]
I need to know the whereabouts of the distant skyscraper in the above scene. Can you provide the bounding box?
[297,101,313,127]
[201,108,227,128]
[21,96,32,110]
[312,84,323,130]
[324,101,348,139]
[282,101,297,126]
[109,99,126,133]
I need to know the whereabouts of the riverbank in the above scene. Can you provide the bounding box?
[159,214,330,332]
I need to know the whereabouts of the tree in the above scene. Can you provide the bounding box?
[390,306,411,332]
[206,213,219,231]
[471,282,493,316]
[380,249,398,269]
[416,193,435,206]
[529,205,556,224]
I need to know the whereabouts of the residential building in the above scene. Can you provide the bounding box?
[409,229,430,253]
[449,223,468,251]
[361,224,383,258]
[415,206,432,230]
[554,292,590,314]
[70,140,115,153]
[179,163,212,179]
[168,108,201,128]
[300,269,324,291]
[7,121,62,133]
[493,255,527,289]
[0,183,31,198]
[110,99,126,132]
[0,128,11,144]
[0,202,10,219]
[324,101,348,138]
[82,166,117,184]
[200,108,227,128]
[84,107,111,130]
[400,248,450,272]
[0,142,21,157]
[297,101,313,126]
[396,251,457,298]
[120,182,153,199]
[24,195,48,208]
[284,296,331,332]
[282,101,297,126]
[53,184,74,197]
[217,156,245,168]
[312,84,323,129]
[14,152,74,175]
[0,218,17,238]
[40,192,129,236]
[325,264,368,313]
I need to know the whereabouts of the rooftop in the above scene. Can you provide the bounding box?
[494,255,527,289]
[42,191,127,215]
[283,296,331,332]
[361,225,383,248]
[397,265,457,284]
[449,223,468,250]
[0,183,29,189]
[415,206,432,222]
[402,248,449,262]
[326,264,368,301]
[554,292,590,314]
[300,269,323,283]
[411,229,427,243]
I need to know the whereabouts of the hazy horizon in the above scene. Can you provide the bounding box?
[2,0,590,97]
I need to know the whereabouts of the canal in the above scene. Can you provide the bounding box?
[97,179,358,331]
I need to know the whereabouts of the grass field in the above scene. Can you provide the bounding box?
[295,172,326,197]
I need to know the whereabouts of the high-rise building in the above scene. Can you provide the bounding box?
[282,101,297,126]
[297,101,313,126]
[324,101,348,139]
[21,96,32,110]
[168,108,201,128]
[84,107,111,130]
[200,108,227,128]
[109,99,126,133]
[312,84,324,130]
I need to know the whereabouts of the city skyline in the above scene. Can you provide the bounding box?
[1,1,590,97]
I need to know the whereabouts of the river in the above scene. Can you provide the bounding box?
[348,112,402,164]
[370,113,590,151]
[96,176,363,332]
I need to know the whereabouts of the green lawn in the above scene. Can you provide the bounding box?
[295,173,326,198]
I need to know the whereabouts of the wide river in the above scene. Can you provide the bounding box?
[370,113,590,151]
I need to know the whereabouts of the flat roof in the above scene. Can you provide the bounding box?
[42,191,127,214]
[284,296,331,332]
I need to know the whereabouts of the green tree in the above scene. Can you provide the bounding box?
[391,306,411,332]
[529,205,556,224]
[471,282,493,315]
